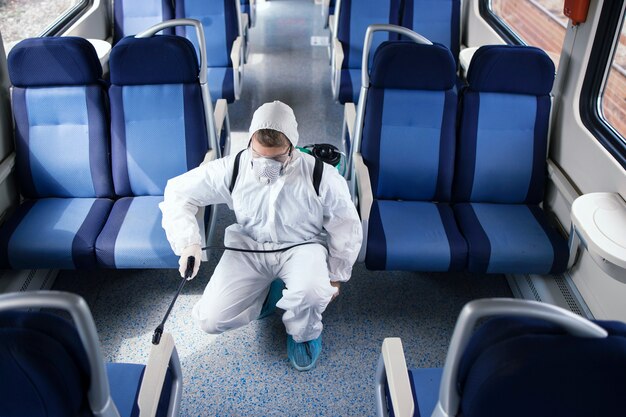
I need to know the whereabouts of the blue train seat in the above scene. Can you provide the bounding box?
[400,0,460,60]
[352,26,467,272]
[453,45,568,274]
[113,0,174,43]
[0,291,182,417]
[376,298,626,417]
[331,0,402,104]
[0,37,114,269]
[175,0,245,103]
[96,35,210,268]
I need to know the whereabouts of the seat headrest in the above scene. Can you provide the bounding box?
[370,41,456,90]
[8,37,102,87]
[110,35,199,85]
[467,45,555,95]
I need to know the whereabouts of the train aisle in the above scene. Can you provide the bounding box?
[228,0,344,153]
[53,0,512,415]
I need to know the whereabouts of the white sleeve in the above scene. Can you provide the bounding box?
[320,166,363,282]
[159,156,234,255]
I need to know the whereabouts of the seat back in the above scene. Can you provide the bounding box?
[0,291,115,417]
[454,45,555,204]
[458,316,626,417]
[109,35,209,197]
[8,37,113,199]
[337,0,402,70]
[0,291,183,416]
[113,0,174,43]
[400,0,460,59]
[360,41,457,202]
[175,0,239,68]
[0,310,92,416]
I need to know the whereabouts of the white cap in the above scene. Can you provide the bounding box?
[249,101,299,146]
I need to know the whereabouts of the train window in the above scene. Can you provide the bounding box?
[481,0,567,69]
[0,0,88,52]
[600,26,626,140]
[581,1,626,169]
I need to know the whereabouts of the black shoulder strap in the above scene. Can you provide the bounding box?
[229,149,245,194]
[313,156,323,197]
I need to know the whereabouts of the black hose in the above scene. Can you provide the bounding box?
[201,241,318,253]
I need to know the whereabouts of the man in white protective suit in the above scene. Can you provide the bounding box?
[159,101,362,371]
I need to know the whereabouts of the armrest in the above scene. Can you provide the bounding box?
[231,36,243,70]
[354,153,372,262]
[201,149,217,166]
[214,98,228,138]
[241,13,249,30]
[354,153,372,222]
[344,102,356,142]
[382,338,414,417]
[138,332,177,417]
[332,38,344,100]
[332,37,344,71]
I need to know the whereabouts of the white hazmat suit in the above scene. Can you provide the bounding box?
[159,101,362,342]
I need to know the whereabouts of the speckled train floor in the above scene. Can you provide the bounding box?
[55,217,511,417]
[54,0,513,415]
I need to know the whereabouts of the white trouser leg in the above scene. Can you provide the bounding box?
[192,249,274,334]
[276,243,337,343]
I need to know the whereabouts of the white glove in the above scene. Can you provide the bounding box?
[179,244,202,280]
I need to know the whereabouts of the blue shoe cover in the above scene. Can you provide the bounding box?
[287,334,322,371]
[258,279,284,319]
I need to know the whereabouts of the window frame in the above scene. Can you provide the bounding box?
[38,0,92,37]
[580,0,626,170]
[478,0,525,45]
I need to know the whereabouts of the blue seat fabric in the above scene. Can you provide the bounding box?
[96,197,178,268]
[457,317,626,417]
[0,311,91,417]
[362,42,466,272]
[386,317,626,417]
[107,363,172,417]
[113,0,174,44]
[454,203,568,274]
[176,0,239,102]
[367,201,466,271]
[453,45,567,274]
[0,310,173,417]
[0,198,113,269]
[97,35,208,268]
[0,37,115,270]
[336,0,402,104]
[401,0,460,59]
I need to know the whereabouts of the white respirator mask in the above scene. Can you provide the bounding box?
[251,157,286,185]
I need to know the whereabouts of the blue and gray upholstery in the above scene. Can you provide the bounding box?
[401,0,460,60]
[362,41,466,271]
[378,299,626,417]
[0,37,113,269]
[176,0,240,102]
[0,291,181,417]
[113,0,174,43]
[335,0,402,103]
[97,35,209,268]
[453,45,568,274]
